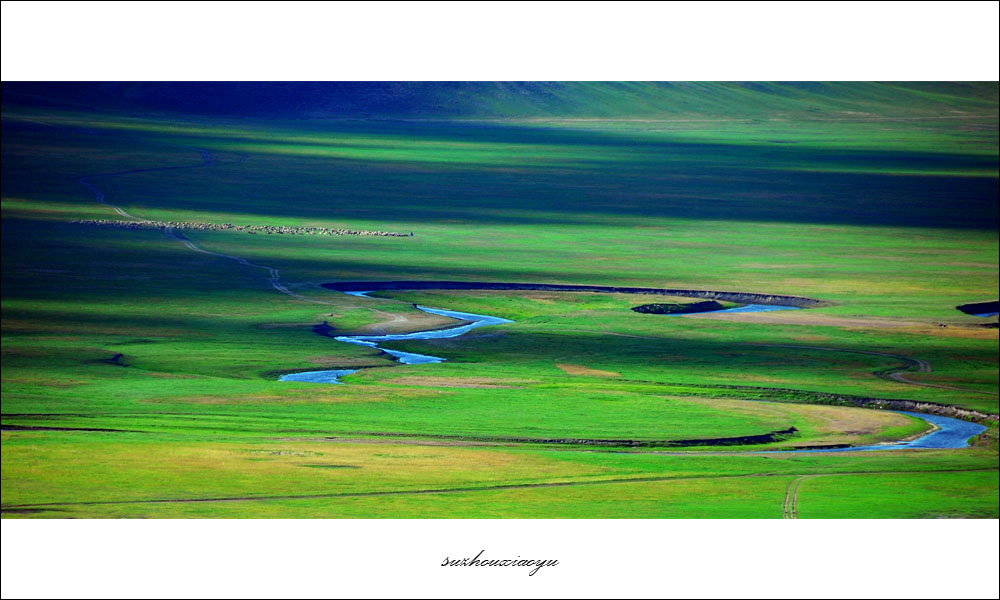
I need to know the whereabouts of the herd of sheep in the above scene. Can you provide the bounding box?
[71,219,412,237]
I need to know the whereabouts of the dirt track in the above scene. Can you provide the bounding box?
[782,475,818,519]
[762,344,998,397]
[77,149,351,308]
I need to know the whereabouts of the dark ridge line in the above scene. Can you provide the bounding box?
[3,468,993,511]
[0,424,139,433]
[0,413,99,418]
[332,427,799,448]
[3,377,994,433]
[321,280,829,308]
[784,443,853,450]
[658,381,1000,423]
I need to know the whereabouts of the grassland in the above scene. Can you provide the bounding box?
[2,83,997,518]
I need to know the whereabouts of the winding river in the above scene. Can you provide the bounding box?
[786,411,986,453]
[278,292,512,383]
[279,290,986,451]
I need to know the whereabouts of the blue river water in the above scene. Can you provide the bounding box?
[278,292,512,383]
[770,411,987,453]
[709,303,799,314]
[277,369,359,384]
[279,293,985,451]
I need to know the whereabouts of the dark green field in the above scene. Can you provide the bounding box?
[2,82,997,518]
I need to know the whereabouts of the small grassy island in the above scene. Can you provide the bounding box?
[631,300,731,314]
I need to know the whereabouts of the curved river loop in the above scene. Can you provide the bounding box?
[280,291,986,453]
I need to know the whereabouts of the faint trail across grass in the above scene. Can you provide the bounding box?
[763,344,998,397]
[3,468,992,512]
[76,148,339,307]
[782,475,819,519]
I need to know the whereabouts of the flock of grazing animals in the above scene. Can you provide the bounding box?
[72,219,413,237]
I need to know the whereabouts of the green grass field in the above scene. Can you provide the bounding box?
[2,82,997,518]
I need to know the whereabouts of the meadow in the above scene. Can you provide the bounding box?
[1,82,997,518]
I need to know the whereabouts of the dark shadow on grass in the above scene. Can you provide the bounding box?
[3,111,998,230]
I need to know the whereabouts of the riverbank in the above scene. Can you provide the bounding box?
[321,280,829,308]
[278,297,513,383]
